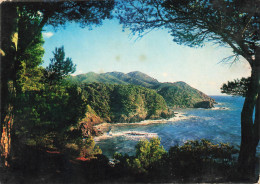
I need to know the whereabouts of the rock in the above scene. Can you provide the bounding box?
[194,101,214,109]
[79,113,104,137]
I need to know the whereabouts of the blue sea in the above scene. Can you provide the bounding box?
[95,96,260,159]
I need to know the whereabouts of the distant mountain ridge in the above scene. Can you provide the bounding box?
[69,71,159,88]
[68,71,215,108]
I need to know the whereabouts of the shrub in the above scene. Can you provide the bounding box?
[61,128,102,159]
[166,139,239,179]
[80,136,102,158]
[114,137,166,174]
[114,138,239,182]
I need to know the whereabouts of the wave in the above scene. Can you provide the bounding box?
[211,107,229,110]
[94,131,158,142]
[168,112,193,121]
[94,112,196,142]
[94,112,192,131]
[123,112,192,125]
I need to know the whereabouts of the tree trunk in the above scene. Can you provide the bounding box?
[238,48,260,181]
[0,3,18,167]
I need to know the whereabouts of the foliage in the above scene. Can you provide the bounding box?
[80,83,170,123]
[64,136,102,159]
[116,0,260,178]
[117,0,259,62]
[68,72,128,85]
[1,1,115,166]
[155,82,214,108]
[12,42,87,151]
[135,137,166,172]
[126,71,159,88]
[68,71,159,87]
[221,77,250,97]
[15,13,45,92]
[166,139,238,179]
[1,0,115,93]
[69,71,214,108]
[114,138,239,181]
[20,1,115,28]
[14,83,87,149]
[44,46,76,85]
[81,136,102,158]
[114,137,166,174]
[82,83,113,121]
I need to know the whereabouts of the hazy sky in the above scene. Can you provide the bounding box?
[42,19,251,95]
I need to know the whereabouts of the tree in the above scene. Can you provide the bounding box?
[221,77,250,97]
[44,46,76,85]
[117,0,259,180]
[114,137,166,174]
[1,0,115,121]
[0,5,46,166]
[0,1,114,166]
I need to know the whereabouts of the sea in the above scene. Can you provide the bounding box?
[94,96,260,159]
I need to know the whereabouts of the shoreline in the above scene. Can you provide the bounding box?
[93,112,189,135]
[93,103,228,138]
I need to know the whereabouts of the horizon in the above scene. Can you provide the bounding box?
[42,19,251,96]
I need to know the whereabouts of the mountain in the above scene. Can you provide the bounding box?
[69,71,159,87]
[69,72,128,85]
[80,83,172,123]
[152,82,214,108]
[126,71,159,87]
[68,71,215,108]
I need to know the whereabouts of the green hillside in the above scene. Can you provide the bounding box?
[126,71,159,87]
[153,82,215,108]
[68,72,128,85]
[69,71,159,87]
[81,83,172,123]
[69,71,215,108]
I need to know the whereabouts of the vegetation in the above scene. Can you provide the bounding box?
[81,83,171,123]
[12,45,106,160]
[114,138,166,174]
[44,46,76,85]
[68,72,128,85]
[69,71,215,108]
[114,138,239,182]
[0,2,171,178]
[68,71,159,87]
[0,1,257,183]
[117,0,260,180]
[221,77,250,97]
[154,82,214,108]
[0,0,115,166]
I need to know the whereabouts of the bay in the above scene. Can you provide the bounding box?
[95,96,260,159]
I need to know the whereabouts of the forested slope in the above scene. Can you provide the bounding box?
[80,83,172,124]
[69,71,215,108]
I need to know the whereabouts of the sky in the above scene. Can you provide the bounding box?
[42,19,251,95]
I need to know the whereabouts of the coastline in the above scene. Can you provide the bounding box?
[93,112,189,135]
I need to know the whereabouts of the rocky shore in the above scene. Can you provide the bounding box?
[93,112,189,137]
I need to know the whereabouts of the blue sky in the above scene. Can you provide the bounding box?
[42,19,251,95]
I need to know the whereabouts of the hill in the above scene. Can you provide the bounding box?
[69,71,159,87]
[152,82,215,108]
[80,83,172,124]
[69,71,215,108]
[68,72,128,85]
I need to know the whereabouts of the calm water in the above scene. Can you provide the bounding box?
[95,96,260,159]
